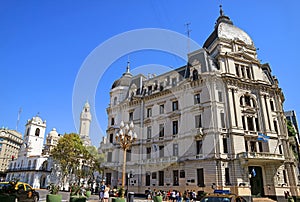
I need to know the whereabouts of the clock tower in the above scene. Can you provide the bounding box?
[79,101,92,146]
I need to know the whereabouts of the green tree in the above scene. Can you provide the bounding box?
[51,133,91,186]
[85,146,105,185]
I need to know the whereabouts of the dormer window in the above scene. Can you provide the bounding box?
[192,70,199,81]
[113,97,117,106]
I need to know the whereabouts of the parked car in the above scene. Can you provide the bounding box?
[0,181,39,202]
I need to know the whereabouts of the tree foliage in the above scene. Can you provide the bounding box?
[287,120,297,137]
[50,133,91,183]
[86,145,105,179]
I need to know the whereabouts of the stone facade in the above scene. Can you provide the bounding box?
[99,7,300,200]
[0,128,23,174]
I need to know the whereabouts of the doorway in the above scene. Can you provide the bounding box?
[249,166,264,197]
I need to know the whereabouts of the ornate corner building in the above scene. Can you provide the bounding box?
[99,7,299,200]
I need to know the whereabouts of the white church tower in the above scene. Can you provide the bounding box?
[19,116,46,157]
[79,101,92,146]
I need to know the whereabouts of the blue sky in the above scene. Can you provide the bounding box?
[1,1,299,147]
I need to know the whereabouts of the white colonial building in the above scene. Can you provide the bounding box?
[5,116,54,188]
[99,7,299,201]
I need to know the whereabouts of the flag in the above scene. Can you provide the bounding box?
[152,144,158,152]
[258,133,270,142]
[251,168,256,177]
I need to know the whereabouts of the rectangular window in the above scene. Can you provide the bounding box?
[258,142,263,152]
[220,112,225,128]
[109,133,113,143]
[148,86,152,95]
[173,144,178,156]
[159,145,164,157]
[173,170,179,186]
[279,145,283,154]
[246,67,251,79]
[247,117,254,131]
[245,140,248,152]
[255,118,260,131]
[111,118,115,126]
[283,170,288,184]
[147,108,152,117]
[223,138,228,153]
[158,171,164,186]
[172,77,177,86]
[241,66,245,78]
[159,124,164,138]
[159,82,164,91]
[159,104,164,114]
[152,172,157,179]
[218,91,223,102]
[146,147,151,159]
[146,173,151,186]
[196,140,203,155]
[197,168,205,187]
[173,121,178,135]
[147,126,152,140]
[274,120,278,133]
[180,170,185,178]
[270,100,275,111]
[195,115,202,128]
[166,76,170,86]
[107,152,112,162]
[129,112,133,121]
[242,116,246,130]
[235,64,240,77]
[250,141,256,152]
[225,168,230,185]
[126,150,131,162]
[172,101,179,111]
[194,93,200,104]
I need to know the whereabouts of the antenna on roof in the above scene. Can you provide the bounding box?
[16,107,22,131]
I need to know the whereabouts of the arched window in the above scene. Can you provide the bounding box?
[244,95,251,106]
[192,69,199,81]
[42,161,48,170]
[30,174,34,186]
[26,128,30,136]
[35,128,40,136]
[28,160,31,169]
[113,97,118,105]
[33,159,37,169]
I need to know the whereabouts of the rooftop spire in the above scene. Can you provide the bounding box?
[126,61,130,73]
[219,5,224,16]
[214,5,233,29]
[126,55,130,73]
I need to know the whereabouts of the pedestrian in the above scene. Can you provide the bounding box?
[103,185,110,202]
[99,181,106,202]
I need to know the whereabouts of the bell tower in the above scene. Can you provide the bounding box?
[20,116,46,157]
[79,101,92,146]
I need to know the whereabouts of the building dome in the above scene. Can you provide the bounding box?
[203,6,254,48]
[48,128,59,138]
[111,62,133,89]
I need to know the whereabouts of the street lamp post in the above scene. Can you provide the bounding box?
[115,121,137,198]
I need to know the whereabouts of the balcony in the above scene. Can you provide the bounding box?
[141,156,178,165]
[6,166,51,172]
[238,152,284,165]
